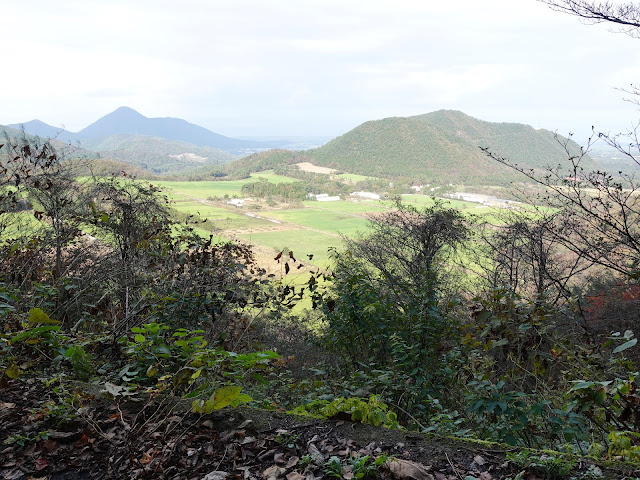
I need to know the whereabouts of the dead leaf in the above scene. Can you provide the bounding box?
[238,419,253,429]
[201,472,229,480]
[34,458,49,471]
[139,451,153,464]
[263,465,286,480]
[342,465,354,479]
[202,420,214,429]
[2,469,26,480]
[388,458,435,480]
[307,443,324,463]
[285,456,299,469]
[259,449,277,461]
[473,455,486,466]
[286,473,305,480]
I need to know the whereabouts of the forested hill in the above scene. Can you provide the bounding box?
[227,110,596,185]
[79,134,235,175]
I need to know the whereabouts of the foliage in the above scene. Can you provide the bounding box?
[314,199,470,417]
[507,450,577,478]
[292,395,401,429]
[323,454,388,479]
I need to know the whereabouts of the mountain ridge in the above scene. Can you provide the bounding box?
[9,107,277,155]
[224,110,597,185]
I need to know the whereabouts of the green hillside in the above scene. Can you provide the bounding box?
[80,134,236,174]
[227,110,596,185]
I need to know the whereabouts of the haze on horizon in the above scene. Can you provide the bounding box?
[3,0,640,143]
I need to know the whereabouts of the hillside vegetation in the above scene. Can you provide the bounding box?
[80,134,236,174]
[3,134,640,479]
[228,110,596,185]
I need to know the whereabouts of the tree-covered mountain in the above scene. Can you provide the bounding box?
[73,106,274,154]
[80,134,235,174]
[0,125,99,161]
[7,120,77,143]
[9,107,283,156]
[228,110,597,185]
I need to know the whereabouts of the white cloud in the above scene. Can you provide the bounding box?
[2,0,640,137]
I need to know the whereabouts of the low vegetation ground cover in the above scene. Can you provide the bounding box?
[4,135,640,479]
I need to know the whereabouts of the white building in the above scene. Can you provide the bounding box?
[308,193,340,202]
[227,198,245,207]
[351,191,381,200]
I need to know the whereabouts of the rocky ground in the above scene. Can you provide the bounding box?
[1,378,638,480]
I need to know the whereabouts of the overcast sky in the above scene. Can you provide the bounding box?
[3,0,640,142]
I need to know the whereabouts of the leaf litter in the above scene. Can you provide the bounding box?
[0,379,635,479]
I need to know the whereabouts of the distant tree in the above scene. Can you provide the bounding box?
[474,209,594,306]
[88,175,173,320]
[0,132,89,280]
[344,198,470,289]
[320,198,471,371]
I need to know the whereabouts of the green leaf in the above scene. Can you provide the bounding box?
[6,364,20,379]
[210,386,242,410]
[10,325,60,343]
[491,338,509,348]
[27,308,59,325]
[613,338,637,354]
[231,393,253,407]
[134,334,145,343]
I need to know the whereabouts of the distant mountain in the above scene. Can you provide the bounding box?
[75,107,274,155]
[8,120,78,143]
[81,134,235,174]
[9,107,285,156]
[229,110,597,185]
[0,124,99,161]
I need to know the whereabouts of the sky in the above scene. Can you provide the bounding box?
[3,0,640,143]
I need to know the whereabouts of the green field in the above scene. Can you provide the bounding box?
[156,171,299,199]
[236,229,343,269]
[265,208,371,237]
[334,172,377,182]
[151,175,527,269]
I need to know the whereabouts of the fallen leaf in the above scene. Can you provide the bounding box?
[388,458,435,480]
[258,449,277,461]
[285,456,299,469]
[263,465,286,480]
[286,473,305,480]
[238,419,253,429]
[308,443,324,463]
[34,458,49,471]
[2,470,26,480]
[201,472,229,480]
[473,455,486,466]
[139,452,153,464]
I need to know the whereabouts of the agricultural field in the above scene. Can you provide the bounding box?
[153,174,522,270]
[156,171,298,199]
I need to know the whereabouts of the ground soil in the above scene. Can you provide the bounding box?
[1,378,638,480]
